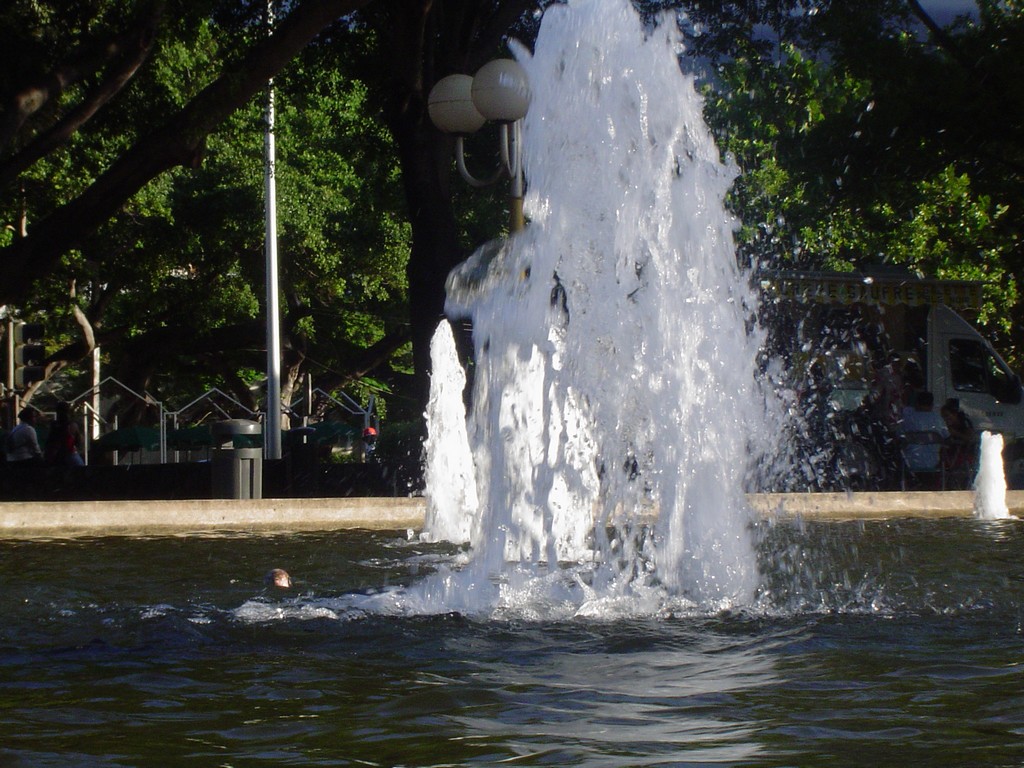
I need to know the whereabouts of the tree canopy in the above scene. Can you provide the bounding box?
[697,0,1024,360]
[2,0,1023,430]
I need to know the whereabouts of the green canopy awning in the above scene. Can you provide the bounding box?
[168,425,213,449]
[93,426,161,452]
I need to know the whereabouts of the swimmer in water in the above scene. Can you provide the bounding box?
[264,568,292,589]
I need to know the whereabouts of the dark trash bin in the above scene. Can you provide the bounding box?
[211,419,262,499]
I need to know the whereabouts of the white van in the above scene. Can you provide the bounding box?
[762,271,1024,487]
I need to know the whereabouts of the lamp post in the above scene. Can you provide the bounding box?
[427,59,531,232]
[263,0,282,460]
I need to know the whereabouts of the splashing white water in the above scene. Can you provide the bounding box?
[973,431,1010,519]
[420,0,774,617]
[422,321,479,543]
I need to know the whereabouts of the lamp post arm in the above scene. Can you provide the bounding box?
[454,123,525,232]
[499,122,522,183]
[454,136,506,188]
[504,121,525,233]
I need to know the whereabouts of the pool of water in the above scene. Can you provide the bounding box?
[2,517,1023,767]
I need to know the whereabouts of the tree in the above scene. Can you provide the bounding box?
[695,0,1024,363]
[346,0,541,408]
[10,0,1022,428]
[2,0,541,421]
[1,0,420,423]
[1,0,373,305]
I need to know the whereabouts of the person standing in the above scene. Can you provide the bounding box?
[361,425,378,461]
[5,408,43,463]
[940,397,976,479]
[45,401,84,466]
[900,390,949,472]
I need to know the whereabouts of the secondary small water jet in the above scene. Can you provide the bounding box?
[974,431,1010,519]
[422,322,479,545]
[420,0,779,617]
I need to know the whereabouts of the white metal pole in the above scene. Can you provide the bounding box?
[5,318,14,411]
[91,346,101,441]
[263,0,282,460]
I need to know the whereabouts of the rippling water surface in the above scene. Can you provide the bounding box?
[2,517,1023,767]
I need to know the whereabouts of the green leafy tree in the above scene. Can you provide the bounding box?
[697,0,1024,364]
[1,0,538,423]
[1,0,420,424]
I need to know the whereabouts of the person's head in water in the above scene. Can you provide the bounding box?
[265,568,292,589]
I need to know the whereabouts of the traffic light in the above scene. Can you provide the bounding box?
[13,322,45,388]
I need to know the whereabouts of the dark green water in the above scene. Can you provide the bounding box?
[1,518,1023,767]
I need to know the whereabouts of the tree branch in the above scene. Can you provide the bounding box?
[0,4,162,191]
[0,2,165,153]
[0,0,372,306]
[905,0,975,71]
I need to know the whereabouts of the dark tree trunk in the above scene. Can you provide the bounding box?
[373,0,538,410]
[397,120,464,411]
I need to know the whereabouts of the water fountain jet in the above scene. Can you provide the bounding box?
[974,431,1010,520]
[421,0,780,617]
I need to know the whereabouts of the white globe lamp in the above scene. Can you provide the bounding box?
[471,59,530,122]
[427,74,486,135]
